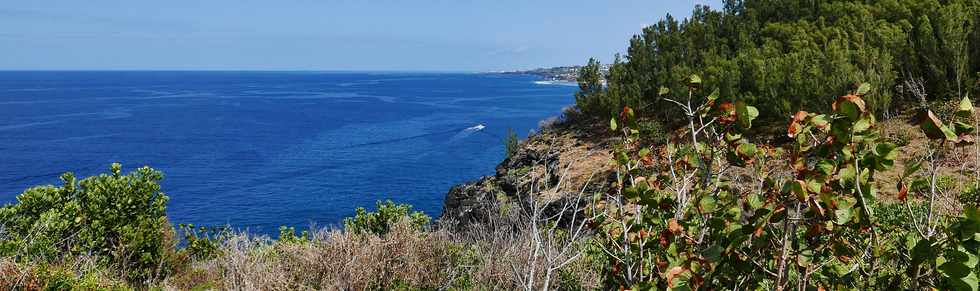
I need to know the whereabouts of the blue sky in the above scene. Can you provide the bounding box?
[0,1,722,71]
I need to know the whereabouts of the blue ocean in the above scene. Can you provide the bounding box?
[0,71,576,234]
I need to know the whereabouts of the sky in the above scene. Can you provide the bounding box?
[0,1,722,71]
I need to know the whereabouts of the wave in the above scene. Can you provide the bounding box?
[533,80,578,87]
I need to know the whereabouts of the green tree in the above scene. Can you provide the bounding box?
[0,164,172,283]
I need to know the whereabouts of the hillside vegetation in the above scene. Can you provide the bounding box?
[3,0,980,290]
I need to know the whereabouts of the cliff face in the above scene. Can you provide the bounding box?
[438,121,615,229]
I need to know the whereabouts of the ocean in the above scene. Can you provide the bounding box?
[0,71,576,234]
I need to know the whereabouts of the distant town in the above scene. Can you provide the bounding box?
[500,64,611,83]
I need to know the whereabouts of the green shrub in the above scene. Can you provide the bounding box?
[961,187,980,207]
[0,163,172,283]
[637,120,668,145]
[504,128,520,159]
[343,200,430,235]
[178,224,228,260]
[277,226,310,243]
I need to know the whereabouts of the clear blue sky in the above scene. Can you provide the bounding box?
[0,1,722,71]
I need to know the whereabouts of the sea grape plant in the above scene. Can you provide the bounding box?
[592,78,980,290]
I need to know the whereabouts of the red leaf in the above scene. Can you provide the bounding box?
[897,182,908,202]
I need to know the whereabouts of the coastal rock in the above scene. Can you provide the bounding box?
[438,121,616,228]
[438,176,500,229]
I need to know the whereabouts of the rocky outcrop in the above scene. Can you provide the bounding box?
[439,122,615,229]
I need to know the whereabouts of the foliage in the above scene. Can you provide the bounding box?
[577,0,980,122]
[504,128,520,159]
[592,77,980,290]
[178,224,228,260]
[0,164,172,283]
[343,200,430,236]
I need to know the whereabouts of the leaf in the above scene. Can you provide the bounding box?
[668,219,684,234]
[811,114,830,130]
[855,83,872,95]
[816,160,836,176]
[918,110,947,140]
[659,86,670,96]
[897,181,909,202]
[942,125,959,141]
[957,96,975,118]
[688,74,702,87]
[941,261,972,278]
[736,143,757,158]
[736,101,758,129]
[702,244,723,262]
[700,196,717,213]
[853,116,872,132]
[717,102,737,125]
[833,94,866,120]
[666,266,688,288]
[784,180,807,201]
[948,272,978,291]
[707,88,720,102]
[875,143,899,162]
[788,111,808,138]
[620,106,635,124]
[610,117,618,131]
[955,121,975,135]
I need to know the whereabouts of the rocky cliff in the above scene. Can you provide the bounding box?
[438,120,616,229]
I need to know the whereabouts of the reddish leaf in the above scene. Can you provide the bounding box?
[897,182,908,202]
[717,102,737,125]
[668,218,684,234]
[666,266,687,288]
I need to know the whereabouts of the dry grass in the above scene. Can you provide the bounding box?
[162,212,601,290]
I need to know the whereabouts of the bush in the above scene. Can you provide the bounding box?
[504,128,520,159]
[0,163,172,283]
[343,200,430,235]
[637,120,668,145]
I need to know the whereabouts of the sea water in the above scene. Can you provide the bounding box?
[0,71,575,234]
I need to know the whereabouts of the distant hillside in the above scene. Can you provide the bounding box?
[502,65,609,82]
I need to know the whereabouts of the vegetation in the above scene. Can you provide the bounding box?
[505,128,521,159]
[576,0,980,121]
[0,164,175,284]
[3,0,980,289]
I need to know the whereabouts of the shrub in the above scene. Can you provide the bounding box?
[178,224,228,260]
[0,163,172,283]
[504,128,520,160]
[637,120,668,145]
[343,200,430,236]
[593,78,980,290]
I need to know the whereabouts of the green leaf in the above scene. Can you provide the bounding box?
[811,114,830,130]
[707,88,720,102]
[955,121,975,135]
[702,244,723,262]
[735,101,758,129]
[919,110,947,140]
[610,117,618,131]
[942,125,959,141]
[689,74,702,87]
[875,143,899,161]
[948,272,978,291]
[836,95,866,121]
[957,96,975,118]
[659,86,670,96]
[816,160,836,176]
[638,148,651,159]
[941,261,972,278]
[736,143,757,158]
[856,83,872,95]
[784,180,807,201]
[700,197,717,213]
